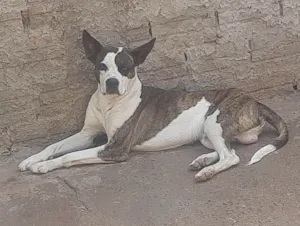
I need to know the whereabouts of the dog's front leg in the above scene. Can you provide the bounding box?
[29,145,112,173]
[18,130,100,171]
[29,140,132,173]
[29,137,135,174]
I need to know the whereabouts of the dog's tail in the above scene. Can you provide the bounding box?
[247,102,289,165]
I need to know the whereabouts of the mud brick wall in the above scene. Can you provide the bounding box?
[1,0,299,152]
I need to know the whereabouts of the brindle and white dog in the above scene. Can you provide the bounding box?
[18,30,289,182]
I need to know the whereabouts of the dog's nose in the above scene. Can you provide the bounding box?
[106,78,119,88]
[106,78,119,94]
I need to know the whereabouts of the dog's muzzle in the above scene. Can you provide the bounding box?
[106,78,119,94]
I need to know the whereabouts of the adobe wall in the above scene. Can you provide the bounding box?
[1,0,299,152]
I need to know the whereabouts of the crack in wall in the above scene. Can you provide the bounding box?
[148,21,153,37]
[20,9,30,31]
[248,39,253,62]
[293,77,298,91]
[184,52,188,61]
[278,0,284,16]
[214,10,219,27]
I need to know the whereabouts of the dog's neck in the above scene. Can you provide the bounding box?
[96,70,142,114]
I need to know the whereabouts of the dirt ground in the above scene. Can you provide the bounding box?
[1,91,300,226]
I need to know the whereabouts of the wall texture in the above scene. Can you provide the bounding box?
[1,0,299,153]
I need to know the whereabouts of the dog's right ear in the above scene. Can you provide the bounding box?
[82,30,103,63]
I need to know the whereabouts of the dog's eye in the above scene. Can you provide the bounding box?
[97,63,107,71]
[121,67,129,73]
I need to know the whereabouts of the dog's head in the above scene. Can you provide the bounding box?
[82,30,156,96]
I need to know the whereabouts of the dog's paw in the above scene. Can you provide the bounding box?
[18,154,45,171]
[29,161,56,174]
[189,152,219,171]
[189,159,205,171]
[195,168,215,182]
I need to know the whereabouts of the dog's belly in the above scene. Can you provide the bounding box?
[132,98,211,151]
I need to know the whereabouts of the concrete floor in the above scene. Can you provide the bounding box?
[1,91,300,226]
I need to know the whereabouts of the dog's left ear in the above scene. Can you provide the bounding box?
[131,38,156,66]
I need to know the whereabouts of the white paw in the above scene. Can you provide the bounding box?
[18,154,46,171]
[189,153,219,171]
[189,159,203,171]
[29,161,56,174]
[195,167,215,182]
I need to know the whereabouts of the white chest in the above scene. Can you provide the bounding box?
[102,98,141,139]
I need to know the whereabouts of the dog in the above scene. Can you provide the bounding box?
[18,30,289,182]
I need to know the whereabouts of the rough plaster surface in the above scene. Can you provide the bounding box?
[0,0,300,152]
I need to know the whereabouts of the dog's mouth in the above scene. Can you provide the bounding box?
[103,90,121,95]
[102,88,121,96]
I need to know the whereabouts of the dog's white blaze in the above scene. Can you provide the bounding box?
[132,97,212,151]
[247,144,276,165]
[96,76,142,139]
[100,47,129,95]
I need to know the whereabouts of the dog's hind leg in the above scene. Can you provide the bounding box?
[18,130,101,171]
[189,135,219,170]
[194,111,240,182]
[200,135,214,150]
[29,145,111,174]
